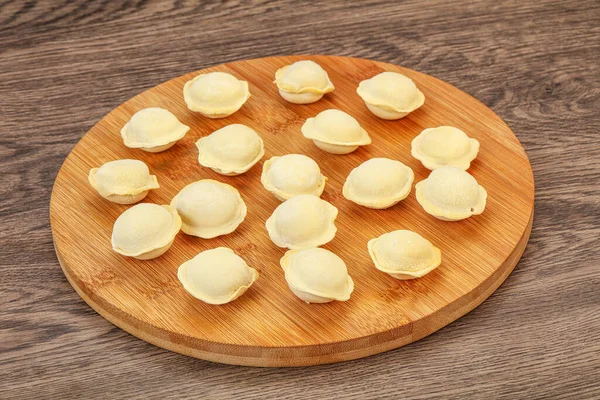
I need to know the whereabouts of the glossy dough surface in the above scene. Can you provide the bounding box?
[416,166,487,221]
[120,107,189,152]
[170,179,247,239]
[183,72,250,118]
[178,247,258,305]
[280,248,354,303]
[343,158,414,209]
[261,154,327,201]
[266,194,338,249]
[411,126,480,170]
[111,203,182,260]
[88,159,159,204]
[196,124,265,175]
[357,71,425,119]
[301,109,371,154]
[368,230,442,280]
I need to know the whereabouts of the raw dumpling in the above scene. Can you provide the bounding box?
[301,109,371,154]
[266,194,338,249]
[170,179,246,239]
[261,154,327,201]
[274,60,335,104]
[356,71,425,120]
[111,203,181,260]
[343,158,414,209]
[88,159,159,204]
[121,107,190,152]
[411,126,480,170]
[416,166,487,221]
[368,230,441,280]
[183,71,250,118]
[280,248,354,303]
[178,247,258,305]
[196,124,264,176]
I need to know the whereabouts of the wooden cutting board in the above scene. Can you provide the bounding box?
[50,55,534,367]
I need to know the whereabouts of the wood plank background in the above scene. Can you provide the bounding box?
[0,0,598,398]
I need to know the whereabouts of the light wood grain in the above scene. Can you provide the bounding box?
[1,0,599,398]
[49,55,533,366]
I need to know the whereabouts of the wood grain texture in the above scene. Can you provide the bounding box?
[1,0,599,398]
[50,55,534,366]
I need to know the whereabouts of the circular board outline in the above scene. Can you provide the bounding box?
[50,55,534,367]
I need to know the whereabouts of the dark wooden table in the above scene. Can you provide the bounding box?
[1,1,599,399]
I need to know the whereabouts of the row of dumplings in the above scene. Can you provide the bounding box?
[177,226,442,305]
[119,102,480,168]
[91,59,487,305]
[179,60,424,118]
[109,198,440,305]
[90,152,486,222]
[90,145,486,222]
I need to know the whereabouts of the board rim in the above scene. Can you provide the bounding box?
[50,55,535,367]
[53,214,532,367]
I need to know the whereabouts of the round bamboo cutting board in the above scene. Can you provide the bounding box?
[50,55,534,367]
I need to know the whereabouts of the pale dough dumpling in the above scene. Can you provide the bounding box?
[411,126,480,170]
[121,108,190,153]
[357,71,425,120]
[120,108,189,153]
[368,230,441,280]
[178,247,258,305]
[111,203,182,260]
[274,60,335,104]
[280,248,354,303]
[88,159,159,204]
[301,109,371,154]
[266,194,338,249]
[170,179,246,239]
[416,166,487,221]
[196,124,265,176]
[343,158,414,209]
[183,71,250,118]
[261,154,327,201]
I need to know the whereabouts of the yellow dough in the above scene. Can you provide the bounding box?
[183,71,250,118]
[357,71,425,120]
[280,248,354,303]
[120,107,189,152]
[261,154,327,201]
[178,247,258,305]
[111,203,181,260]
[411,126,480,170]
[301,109,371,154]
[343,158,414,209]
[88,159,159,204]
[368,230,441,280]
[416,166,487,221]
[274,60,335,104]
[170,179,246,239]
[196,124,265,176]
[266,194,338,249]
